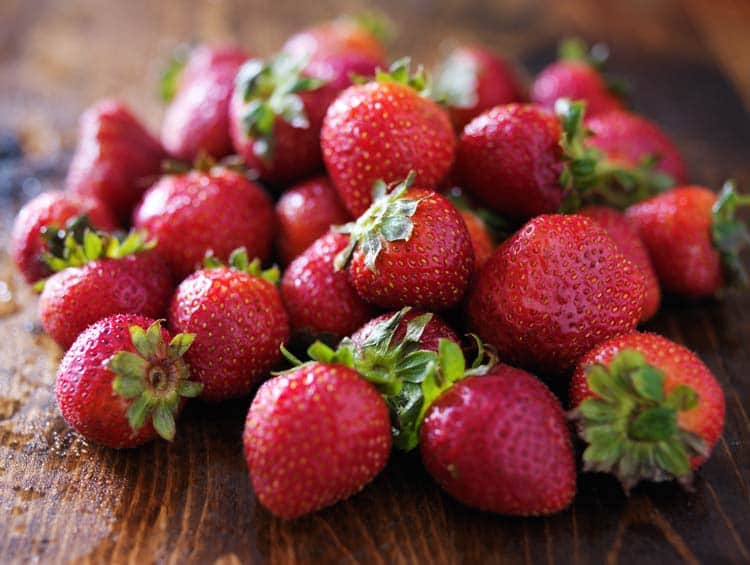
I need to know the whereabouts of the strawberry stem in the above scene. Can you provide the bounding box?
[712,180,750,288]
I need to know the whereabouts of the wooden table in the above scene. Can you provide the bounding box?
[1,0,750,562]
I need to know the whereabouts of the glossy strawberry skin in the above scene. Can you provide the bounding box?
[304,52,381,92]
[275,176,351,266]
[459,209,495,270]
[349,189,474,310]
[455,104,564,221]
[39,251,173,350]
[161,44,248,161]
[466,214,644,376]
[244,362,391,519]
[322,82,456,217]
[282,19,387,64]
[169,268,290,401]
[133,169,274,280]
[580,206,660,321]
[66,99,166,224]
[570,332,725,468]
[55,314,169,448]
[420,366,576,516]
[11,191,118,284]
[626,186,721,297]
[351,309,459,353]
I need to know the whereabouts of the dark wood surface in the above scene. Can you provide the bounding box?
[1,0,750,563]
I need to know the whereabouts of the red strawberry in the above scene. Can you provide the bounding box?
[39,231,173,349]
[466,214,645,375]
[351,309,458,354]
[243,361,391,518]
[458,209,495,271]
[321,59,456,217]
[55,315,201,448]
[421,365,576,515]
[335,175,474,310]
[580,205,660,321]
[168,249,290,401]
[161,44,248,161]
[303,51,381,92]
[66,99,166,224]
[275,176,351,266]
[133,166,274,280]
[11,190,117,284]
[433,44,525,131]
[569,332,725,489]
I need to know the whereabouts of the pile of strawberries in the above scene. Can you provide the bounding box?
[10,15,746,519]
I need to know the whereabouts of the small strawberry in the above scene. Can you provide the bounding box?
[569,332,725,490]
[55,315,202,448]
[580,205,661,321]
[66,99,166,224]
[626,182,750,297]
[321,59,456,217]
[133,166,274,280]
[168,248,290,401]
[335,174,474,310]
[350,309,458,354]
[11,190,117,284]
[466,214,645,376]
[275,176,351,266]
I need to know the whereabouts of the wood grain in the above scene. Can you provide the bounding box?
[1,0,750,563]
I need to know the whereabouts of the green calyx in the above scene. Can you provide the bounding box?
[235,54,325,161]
[711,180,750,288]
[556,99,674,212]
[570,349,707,491]
[107,320,202,441]
[204,247,280,284]
[432,49,478,108]
[333,172,419,272]
[370,57,431,97]
[347,11,393,45]
[159,43,191,102]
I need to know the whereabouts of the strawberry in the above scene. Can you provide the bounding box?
[444,189,503,270]
[303,51,381,92]
[335,174,474,310]
[168,249,290,401]
[160,44,249,161]
[281,231,376,341]
[133,166,274,280]
[243,361,391,519]
[531,37,625,118]
[626,183,750,297]
[569,332,725,490]
[275,176,351,266]
[350,309,458,354]
[321,59,456,217]
[56,315,201,448]
[579,205,660,321]
[466,214,645,376]
[66,99,166,224]
[11,190,117,284]
[433,44,525,131]
[420,364,576,515]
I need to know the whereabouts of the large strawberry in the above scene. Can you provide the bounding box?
[466,214,644,376]
[66,99,166,224]
[168,248,289,401]
[321,59,456,217]
[133,166,274,280]
[626,182,750,297]
[39,230,173,349]
[335,174,474,310]
[56,315,202,448]
[11,190,117,284]
[569,332,725,490]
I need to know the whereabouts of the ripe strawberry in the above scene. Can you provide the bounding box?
[281,231,376,341]
[66,99,166,224]
[335,174,474,310]
[133,166,274,280]
[321,59,456,217]
[579,205,660,321]
[39,230,173,349]
[168,249,290,401]
[569,332,725,489]
[458,209,495,270]
[421,364,576,515]
[11,190,118,284]
[243,361,391,518]
[627,183,750,297]
[351,309,458,354]
[275,176,350,266]
[466,214,645,376]
[161,44,249,161]
[303,51,381,92]
[433,44,525,131]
